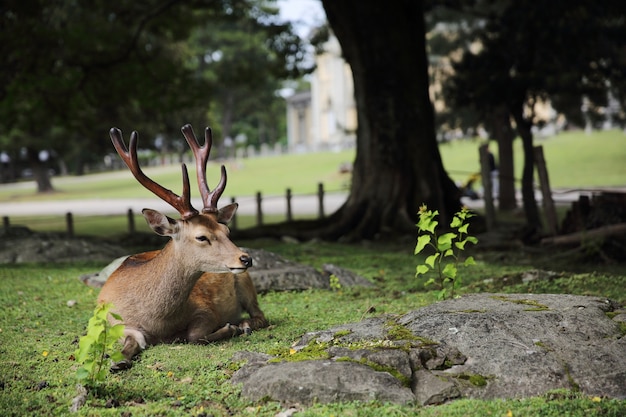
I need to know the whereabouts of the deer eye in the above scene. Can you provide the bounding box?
[195,235,210,244]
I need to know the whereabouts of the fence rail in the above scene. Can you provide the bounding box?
[2,183,335,237]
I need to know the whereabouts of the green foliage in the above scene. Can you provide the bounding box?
[415,205,478,299]
[329,274,342,291]
[74,303,125,386]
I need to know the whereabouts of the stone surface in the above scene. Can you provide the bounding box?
[232,293,626,406]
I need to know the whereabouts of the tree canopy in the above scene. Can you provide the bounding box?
[0,0,308,189]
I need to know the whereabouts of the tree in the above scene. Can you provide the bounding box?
[241,0,462,241]
[445,0,626,236]
[0,0,306,191]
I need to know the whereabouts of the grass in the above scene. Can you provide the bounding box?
[1,129,625,414]
[1,237,626,416]
[1,129,624,236]
[1,129,624,203]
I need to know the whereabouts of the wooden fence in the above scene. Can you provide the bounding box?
[2,183,331,237]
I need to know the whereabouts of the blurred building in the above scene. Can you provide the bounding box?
[286,32,357,152]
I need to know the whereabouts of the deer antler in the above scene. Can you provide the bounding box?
[180,124,227,213]
[110,127,199,220]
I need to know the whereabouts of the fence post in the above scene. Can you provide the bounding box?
[2,216,9,231]
[479,144,496,231]
[231,197,238,230]
[127,208,135,234]
[534,145,558,236]
[66,212,74,238]
[318,182,325,218]
[256,192,263,226]
[286,188,293,222]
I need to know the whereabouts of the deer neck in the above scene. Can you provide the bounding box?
[144,241,203,316]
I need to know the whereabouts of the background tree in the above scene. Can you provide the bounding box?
[243,0,462,241]
[445,0,626,236]
[0,0,306,191]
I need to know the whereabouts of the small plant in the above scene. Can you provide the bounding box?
[415,205,478,299]
[74,303,125,386]
[329,274,342,291]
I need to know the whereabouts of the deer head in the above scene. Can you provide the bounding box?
[109,124,251,273]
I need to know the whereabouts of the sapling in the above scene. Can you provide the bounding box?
[74,303,125,386]
[415,205,478,299]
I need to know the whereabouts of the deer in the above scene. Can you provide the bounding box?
[97,124,268,370]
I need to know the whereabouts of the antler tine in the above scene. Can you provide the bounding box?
[109,127,198,220]
[180,124,227,213]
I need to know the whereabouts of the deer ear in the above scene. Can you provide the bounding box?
[142,208,179,236]
[217,203,238,225]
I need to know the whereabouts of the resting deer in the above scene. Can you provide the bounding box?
[97,124,268,370]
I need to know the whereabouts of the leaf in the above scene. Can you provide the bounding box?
[76,367,90,381]
[450,215,462,228]
[455,240,466,250]
[466,236,479,244]
[442,263,457,279]
[425,253,440,268]
[424,277,435,287]
[414,235,431,254]
[457,223,469,234]
[437,289,447,300]
[443,248,454,257]
[437,232,456,251]
[108,323,125,341]
[416,265,430,276]
[464,256,476,266]
[110,312,123,321]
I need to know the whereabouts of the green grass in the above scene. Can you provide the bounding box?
[440,129,626,187]
[1,238,625,416]
[1,129,624,204]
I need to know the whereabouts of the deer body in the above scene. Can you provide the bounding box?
[97,125,267,369]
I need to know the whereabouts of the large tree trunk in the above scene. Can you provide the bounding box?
[319,0,460,239]
[236,0,460,241]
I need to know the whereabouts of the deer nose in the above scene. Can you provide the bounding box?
[240,254,253,268]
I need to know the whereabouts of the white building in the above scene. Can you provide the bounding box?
[286,33,357,152]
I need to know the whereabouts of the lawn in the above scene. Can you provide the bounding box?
[1,238,626,416]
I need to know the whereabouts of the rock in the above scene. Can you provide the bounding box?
[232,293,626,406]
[247,248,328,292]
[232,360,415,405]
[0,233,126,264]
[322,263,374,287]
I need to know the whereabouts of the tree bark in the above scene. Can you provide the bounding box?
[511,107,542,235]
[319,0,460,239]
[26,147,54,193]
[488,105,516,211]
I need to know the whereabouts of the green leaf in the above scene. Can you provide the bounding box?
[442,263,457,279]
[437,289,447,300]
[108,323,125,341]
[414,235,431,254]
[450,215,462,228]
[455,240,466,250]
[425,253,440,268]
[466,236,479,245]
[416,265,430,276]
[464,256,476,266]
[110,312,123,321]
[424,277,436,287]
[437,232,456,250]
[443,248,455,257]
[76,367,90,381]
